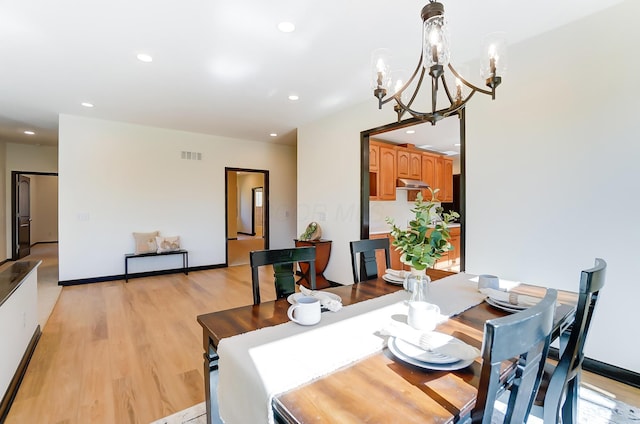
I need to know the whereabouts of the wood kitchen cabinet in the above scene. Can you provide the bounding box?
[369,233,408,277]
[412,153,453,202]
[369,142,380,200]
[369,140,396,201]
[408,151,438,202]
[434,226,460,271]
[436,156,454,202]
[371,226,459,274]
[378,143,397,200]
[447,226,461,269]
[397,149,421,180]
[369,143,379,171]
[369,140,451,203]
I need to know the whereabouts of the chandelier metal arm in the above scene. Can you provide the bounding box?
[441,75,455,104]
[407,66,426,110]
[372,1,503,124]
[393,95,466,124]
[378,53,425,109]
[447,64,494,97]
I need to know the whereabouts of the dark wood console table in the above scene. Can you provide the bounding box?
[294,239,332,288]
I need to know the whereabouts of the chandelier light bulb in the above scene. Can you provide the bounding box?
[371,48,392,92]
[481,32,507,81]
[371,1,504,123]
[421,2,450,69]
[390,69,410,104]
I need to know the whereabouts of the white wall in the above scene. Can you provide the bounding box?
[298,0,639,372]
[0,141,6,261]
[298,102,392,285]
[3,143,58,257]
[370,191,419,234]
[464,0,639,373]
[58,115,297,281]
[30,175,58,243]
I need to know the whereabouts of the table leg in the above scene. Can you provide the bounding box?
[204,342,222,424]
[125,257,129,283]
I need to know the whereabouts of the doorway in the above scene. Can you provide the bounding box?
[252,187,263,237]
[11,171,59,260]
[359,113,466,271]
[225,168,269,266]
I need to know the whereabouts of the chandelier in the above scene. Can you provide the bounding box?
[372,0,506,124]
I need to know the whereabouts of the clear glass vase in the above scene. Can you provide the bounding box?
[404,268,431,300]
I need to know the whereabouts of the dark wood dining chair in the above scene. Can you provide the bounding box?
[533,258,607,424]
[466,288,558,424]
[349,238,391,283]
[249,247,316,305]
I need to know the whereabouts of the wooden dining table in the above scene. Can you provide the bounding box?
[196,270,576,424]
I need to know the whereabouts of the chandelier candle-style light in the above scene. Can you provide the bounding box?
[372,0,506,124]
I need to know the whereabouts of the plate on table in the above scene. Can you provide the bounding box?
[382,274,405,285]
[387,337,475,371]
[287,292,342,305]
[485,297,528,313]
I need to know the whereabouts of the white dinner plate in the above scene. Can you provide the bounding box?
[382,274,405,285]
[394,336,460,364]
[287,292,342,305]
[485,297,527,313]
[388,337,475,371]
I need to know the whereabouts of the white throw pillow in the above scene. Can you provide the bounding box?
[132,231,159,254]
[156,236,181,253]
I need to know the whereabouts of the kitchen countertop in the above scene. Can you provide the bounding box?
[0,261,41,308]
[370,223,460,235]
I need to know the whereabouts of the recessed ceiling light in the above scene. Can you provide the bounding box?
[137,53,153,63]
[24,130,35,135]
[454,143,461,147]
[406,130,415,134]
[270,133,278,137]
[278,22,296,33]
[418,144,432,149]
[81,102,94,108]
[288,95,299,101]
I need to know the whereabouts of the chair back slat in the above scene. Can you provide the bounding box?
[249,247,316,304]
[349,238,391,283]
[541,258,606,423]
[471,289,558,424]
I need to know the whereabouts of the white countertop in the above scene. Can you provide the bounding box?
[370,223,460,235]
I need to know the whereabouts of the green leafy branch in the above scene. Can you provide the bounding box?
[385,189,460,271]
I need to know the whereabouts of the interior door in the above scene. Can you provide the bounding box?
[253,187,263,237]
[17,175,31,258]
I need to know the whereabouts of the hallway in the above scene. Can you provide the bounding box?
[227,234,264,266]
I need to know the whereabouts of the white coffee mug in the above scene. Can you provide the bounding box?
[478,274,500,290]
[408,301,440,331]
[287,296,321,326]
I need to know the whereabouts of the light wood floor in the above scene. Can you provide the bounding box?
[227,235,265,266]
[5,250,640,423]
[5,263,277,424]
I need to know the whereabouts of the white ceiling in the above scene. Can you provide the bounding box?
[0,0,624,150]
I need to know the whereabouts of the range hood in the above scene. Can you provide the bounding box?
[396,178,429,190]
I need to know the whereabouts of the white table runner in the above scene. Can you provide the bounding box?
[217,272,485,424]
